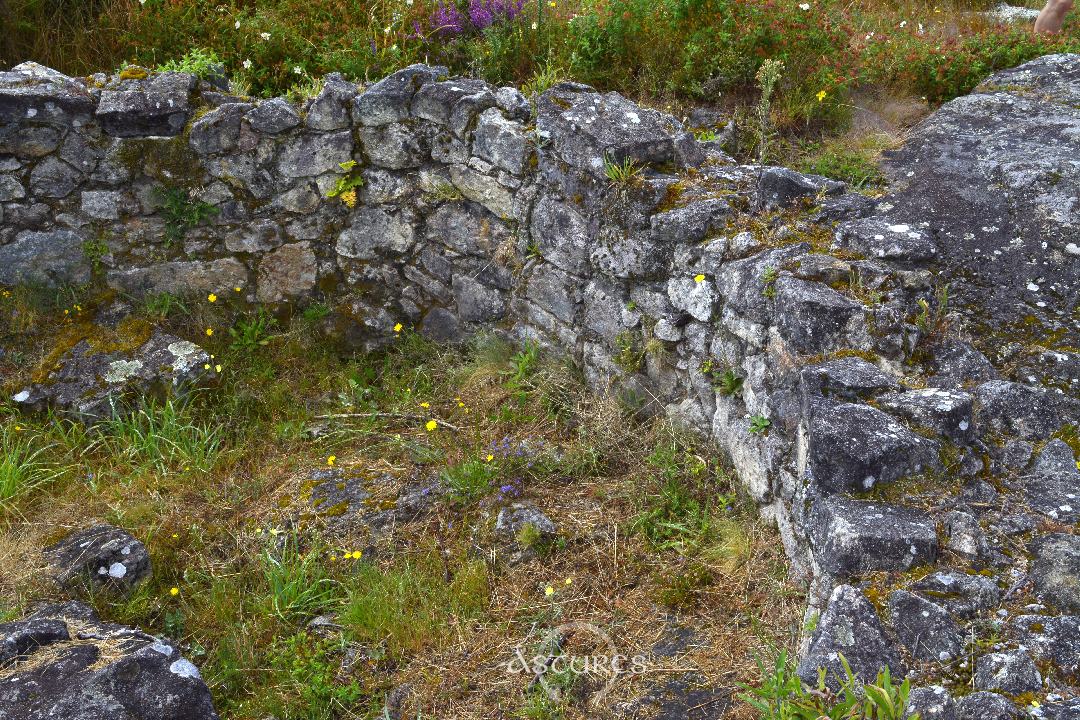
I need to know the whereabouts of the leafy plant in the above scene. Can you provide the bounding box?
[95,399,225,474]
[325,160,364,208]
[739,651,918,720]
[753,59,784,165]
[156,48,222,79]
[914,284,950,336]
[82,237,111,274]
[154,186,219,244]
[230,310,277,353]
[614,330,644,373]
[761,266,779,298]
[715,368,744,397]
[749,414,771,435]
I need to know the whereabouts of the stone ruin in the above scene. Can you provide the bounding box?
[1,53,1078,718]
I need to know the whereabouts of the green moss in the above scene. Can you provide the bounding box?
[115,136,203,186]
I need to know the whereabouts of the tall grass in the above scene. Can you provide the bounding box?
[90,398,226,474]
[3,0,1077,128]
[0,422,65,516]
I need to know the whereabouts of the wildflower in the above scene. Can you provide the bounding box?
[205,327,214,337]
[544,585,554,597]
[816,90,827,102]
[899,20,907,28]
[531,21,537,29]
[242,59,252,71]
[420,402,430,408]
[215,364,222,373]
[170,587,179,596]
[425,419,438,431]
[330,554,337,561]
[486,454,494,462]
[204,363,211,370]
[694,274,706,283]
[564,577,572,585]
[458,401,465,408]
[207,293,217,303]
[548,1,555,5]
[293,66,303,75]
[268,528,282,536]
[327,455,336,467]
[384,26,391,34]
[394,323,403,333]
[798,2,810,8]
[260,31,271,40]
[171,533,179,539]
[340,188,357,208]
[234,286,242,292]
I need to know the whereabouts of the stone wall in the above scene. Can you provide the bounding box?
[3,56,1080,709]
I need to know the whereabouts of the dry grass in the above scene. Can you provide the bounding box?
[0,289,803,718]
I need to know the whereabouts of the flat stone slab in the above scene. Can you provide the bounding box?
[809,496,938,578]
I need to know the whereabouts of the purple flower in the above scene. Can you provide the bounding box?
[432,2,465,37]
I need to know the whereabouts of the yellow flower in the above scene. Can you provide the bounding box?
[564,577,573,585]
[486,454,494,462]
[234,286,242,292]
[327,455,336,467]
[203,363,211,370]
[207,293,217,303]
[170,587,179,596]
[171,533,179,539]
[816,90,827,102]
[694,274,706,283]
[340,189,357,209]
[544,585,555,597]
[393,323,403,333]
[330,555,337,562]
[425,419,438,432]
[350,550,361,559]
[205,328,214,337]
[343,551,352,559]
[420,402,430,408]
[458,401,465,408]
[215,364,222,373]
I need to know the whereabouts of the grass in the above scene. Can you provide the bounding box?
[3,0,1078,136]
[0,283,801,718]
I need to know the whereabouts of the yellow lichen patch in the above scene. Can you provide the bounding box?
[118,66,149,81]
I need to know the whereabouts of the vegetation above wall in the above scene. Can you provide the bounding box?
[3,0,1080,131]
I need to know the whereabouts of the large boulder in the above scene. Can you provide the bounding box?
[13,321,215,422]
[0,602,219,719]
[882,54,1080,353]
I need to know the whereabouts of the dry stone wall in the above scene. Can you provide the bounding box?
[3,55,1080,714]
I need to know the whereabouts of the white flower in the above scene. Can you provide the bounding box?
[384,26,391,34]
[406,0,413,5]
[234,20,240,29]
[798,3,810,9]
[917,22,924,34]
[899,20,907,28]
[293,66,303,75]
[260,31,271,40]
[242,59,252,70]
[531,21,538,29]
[138,0,146,4]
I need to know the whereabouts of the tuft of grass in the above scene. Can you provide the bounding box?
[0,422,65,516]
[261,536,343,623]
[603,154,644,187]
[340,549,489,659]
[92,399,226,475]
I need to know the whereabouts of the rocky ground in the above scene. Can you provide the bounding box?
[0,52,1078,719]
